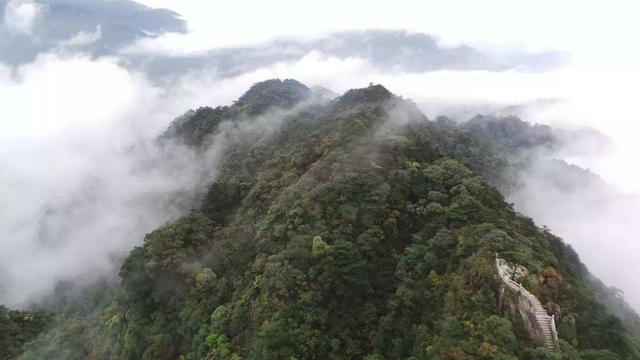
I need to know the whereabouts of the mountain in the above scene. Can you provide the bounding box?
[124,30,569,83]
[4,80,640,360]
[0,0,567,84]
[0,0,186,65]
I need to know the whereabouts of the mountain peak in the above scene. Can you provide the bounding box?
[15,78,640,360]
[336,83,393,105]
[235,79,311,115]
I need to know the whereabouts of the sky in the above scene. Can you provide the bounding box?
[134,0,640,312]
[133,0,632,55]
[132,0,640,191]
[1,0,640,310]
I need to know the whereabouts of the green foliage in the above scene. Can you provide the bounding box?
[311,236,329,257]
[0,306,52,360]
[579,349,622,360]
[527,347,563,360]
[10,80,640,359]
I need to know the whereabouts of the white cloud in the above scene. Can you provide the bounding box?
[133,0,640,57]
[0,53,225,306]
[0,54,161,305]
[3,0,44,35]
[0,51,363,306]
[509,161,640,311]
[126,1,640,196]
[59,25,102,47]
[3,0,640,312]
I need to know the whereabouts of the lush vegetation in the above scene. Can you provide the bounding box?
[0,306,52,360]
[5,80,640,359]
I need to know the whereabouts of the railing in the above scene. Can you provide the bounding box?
[550,314,559,343]
[496,257,531,295]
[495,253,559,351]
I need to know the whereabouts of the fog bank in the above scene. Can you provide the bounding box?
[2,0,640,312]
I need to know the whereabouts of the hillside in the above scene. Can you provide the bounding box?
[6,80,640,360]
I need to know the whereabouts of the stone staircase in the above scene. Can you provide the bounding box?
[495,254,558,351]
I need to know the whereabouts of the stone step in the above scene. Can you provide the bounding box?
[496,256,557,352]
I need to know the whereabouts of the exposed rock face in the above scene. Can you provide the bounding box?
[496,256,558,350]
[500,286,547,345]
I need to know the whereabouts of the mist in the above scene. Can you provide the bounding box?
[2,0,640,316]
[0,53,211,306]
[0,50,332,307]
[508,155,640,310]
[0,52,244,306]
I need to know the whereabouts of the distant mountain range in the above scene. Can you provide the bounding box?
[1,0,568,83]
[123,30,569,82]
[0,0,186,65]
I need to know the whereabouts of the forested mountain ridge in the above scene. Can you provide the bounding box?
[5,79,640,359]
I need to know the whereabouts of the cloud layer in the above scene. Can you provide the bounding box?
[2,0,42,35]
[1,0,640,312]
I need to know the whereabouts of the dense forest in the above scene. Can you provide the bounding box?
[2,79,639,359]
